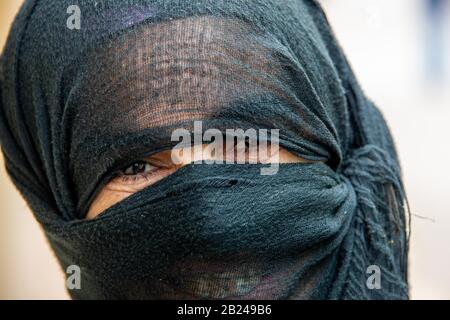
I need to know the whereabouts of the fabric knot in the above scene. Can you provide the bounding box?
[336,144,409,299]
[342,144,401,187]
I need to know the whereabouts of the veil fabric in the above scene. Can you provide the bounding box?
[0,0,408,299]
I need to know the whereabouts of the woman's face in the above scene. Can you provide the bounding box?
[87,143,310,219]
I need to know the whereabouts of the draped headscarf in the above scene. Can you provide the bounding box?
[0,0,409,299]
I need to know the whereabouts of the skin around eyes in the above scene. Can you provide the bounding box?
[86,144,312,219]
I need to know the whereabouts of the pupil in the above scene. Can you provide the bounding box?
[133,162,145,174]
[123,162,147,175]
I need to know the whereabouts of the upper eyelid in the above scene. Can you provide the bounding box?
[118,157,175,174]
[144,158,171,168]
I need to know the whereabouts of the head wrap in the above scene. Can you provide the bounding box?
[0,0,408,299]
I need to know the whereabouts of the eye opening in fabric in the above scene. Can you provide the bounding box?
[84,161,330,221]
[78,128,328,220]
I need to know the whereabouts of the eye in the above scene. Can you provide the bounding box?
[107,160,158,188]
[111,151,180,187]
[86,158,173,219]
[114,161,162,186]
[122,161,154,176]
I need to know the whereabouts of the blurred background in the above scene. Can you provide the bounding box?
[0,0,449,299]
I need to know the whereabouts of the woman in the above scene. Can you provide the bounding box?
[0,0,408,299]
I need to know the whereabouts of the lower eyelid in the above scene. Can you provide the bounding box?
[114,167,177,186]
[116,173,149,183]
[107,176,150,190]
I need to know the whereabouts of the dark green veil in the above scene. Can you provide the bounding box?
[0,0,408,299]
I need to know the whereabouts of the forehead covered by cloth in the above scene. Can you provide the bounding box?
[2,0,350,218]
[66,14,346,214]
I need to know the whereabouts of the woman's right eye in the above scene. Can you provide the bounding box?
[86,158,176,219]
[122,161,154,176]
[111,151,180,187]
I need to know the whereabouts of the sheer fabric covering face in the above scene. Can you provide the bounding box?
[0,0,408,299]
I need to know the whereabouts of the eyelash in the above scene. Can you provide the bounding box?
[118,173,151,183]
[115,161,157,184]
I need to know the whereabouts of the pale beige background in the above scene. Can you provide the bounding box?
[1,0,449,299]
[0,0,69,300]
